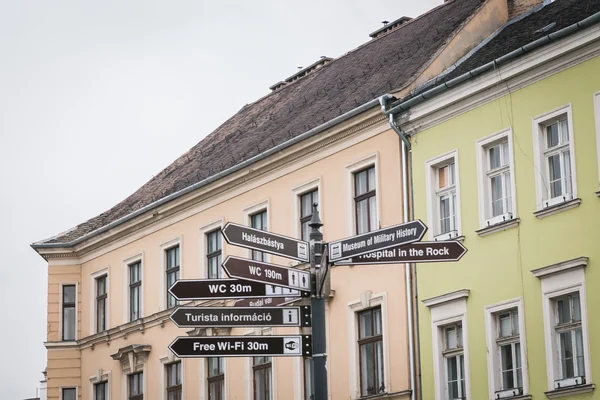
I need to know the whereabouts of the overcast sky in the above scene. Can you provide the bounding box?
[0,0,440,397]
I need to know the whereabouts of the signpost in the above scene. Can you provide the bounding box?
[328,220,427,262]
[222,256,311,292]
[222,222,310,262]
[168,278,310,301]
[335,240,467,265]
[169,335,313,358]
[170,306,312,328]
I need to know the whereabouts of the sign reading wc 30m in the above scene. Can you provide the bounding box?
[169,335,312,358]
[328,220,427,262]
[170,306,311,328]
[169,278,309,301]
[223,256,311,292]
[222,222,310,262]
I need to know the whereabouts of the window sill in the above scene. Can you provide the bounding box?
[533,198,581,219]
[496,395,531,400]
[545,383,595,398]
[476,218,520,237]
[355,389,412,400]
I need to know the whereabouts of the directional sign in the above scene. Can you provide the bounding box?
[170,306,311,328]
[222,256,311,292]
[234,297,300,307]
[169,335,312,358]
[222,222,310,262]
[328,220,427,262]
[169,279,310,301]
[335,241,467,265]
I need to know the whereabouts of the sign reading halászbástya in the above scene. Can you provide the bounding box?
[222,222,310,262]
[328,220,427,262]
[168,279,309,301]
[169,335,312,358]
[170,306,312,328]
[335,241,467,265]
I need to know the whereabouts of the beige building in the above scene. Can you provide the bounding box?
[31,1,537,399]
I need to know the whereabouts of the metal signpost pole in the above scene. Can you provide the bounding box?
[309,203,328,400]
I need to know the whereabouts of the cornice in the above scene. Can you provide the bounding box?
[422,289,470,308]
[531,256,588,279]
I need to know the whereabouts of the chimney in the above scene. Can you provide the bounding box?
[507,0,544,20]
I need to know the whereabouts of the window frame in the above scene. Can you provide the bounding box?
[253,356,273,400]
[485,298,529,398]
[476,129,518,228]
[199,219,224,279]
[128,261,142,322]
[353,166,377,235]
[299,189,319,242]
[61,283,77,341]
[128,371,144,400]
[243,200,270,262]
[357,307,385,397]
[61,387,77,400]
[249,209,268,262]
[94,380,109,400]
[95,275,108,334]
[207,357,225,400]
[441,322,465,400]
[425,150,462,240]
[531,104,577,210]
[206,229,223,279]
[594,91,600,191]
[166,361,182,400]
[291,178,322,242]
[165,245,180,309]
[345,154,380,236]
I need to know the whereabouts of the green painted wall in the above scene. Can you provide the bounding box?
[412,55,600,399]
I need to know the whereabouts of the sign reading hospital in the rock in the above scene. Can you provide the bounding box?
[328,220,427,262]
[334,240,467,265]
[169,335,313,358]
[222,256,311,292]
[222,222,310,262]
[170,306,311,328]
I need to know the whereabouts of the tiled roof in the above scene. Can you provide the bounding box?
[36,0,487,245]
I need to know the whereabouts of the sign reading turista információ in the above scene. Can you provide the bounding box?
[170,306,312,328]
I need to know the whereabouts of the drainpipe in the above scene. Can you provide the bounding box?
[378,95,418,400]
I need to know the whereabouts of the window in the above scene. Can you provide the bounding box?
[129,262,142,321]
[300,190,318,241]
[442,323,465,400]
[129,372,143,400]
[166,362,182,400]
[95,381,108,400]
[358,307,384,396]
[496,310,523,396]
[96,276,107,333]
[304,358,315,400]
[62,388,76,400]
[553,293,585,382]
[208,357,224,400]
[207,230,223,279]
[253,356,272,400]
[250,210,267,261]
[354,166,377,234]
[426,151,461,240]
[532,107,577,210]
[166,246,180,308]
[62,285,76,341]
[486,141,512,219]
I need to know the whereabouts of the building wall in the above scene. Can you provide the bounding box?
[43,117,413,399]
[411,54,600,399]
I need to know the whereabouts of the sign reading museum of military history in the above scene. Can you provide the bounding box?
[170,306,312,328]
[328,220,427,262]
[335,240,467,265]
[169,335,313,358]
[222,222,310,262]
[222,256,311,292]
[169,278,310,301]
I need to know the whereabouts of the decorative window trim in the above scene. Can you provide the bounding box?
[427,292,471,400]
[158,353,184,400]
[475,128,518,230]
[199,219,225,279]
[60,386,78,400]
[534,262,593,392]
[243,199,270,262]
[123,253,143,324]
[594,91,600,191]
[344,153,380,236]
[347,291,390,399]
[291,177,322,241]
[60,282,78,341]
[484,297,529,399]
[422,289,469,309]
[111,344,150,400]
[425,149,462,240]
[531,104,578,211]
[89,370,111,400]
[90,267,110,335]
[159,237,182,311]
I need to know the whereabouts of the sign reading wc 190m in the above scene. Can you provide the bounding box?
[170,306,312,328]
[222,222,309,262]
[328,220,427,262]
[168,279,310,301]
[169,335,312,358]
[223,256,311,292]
